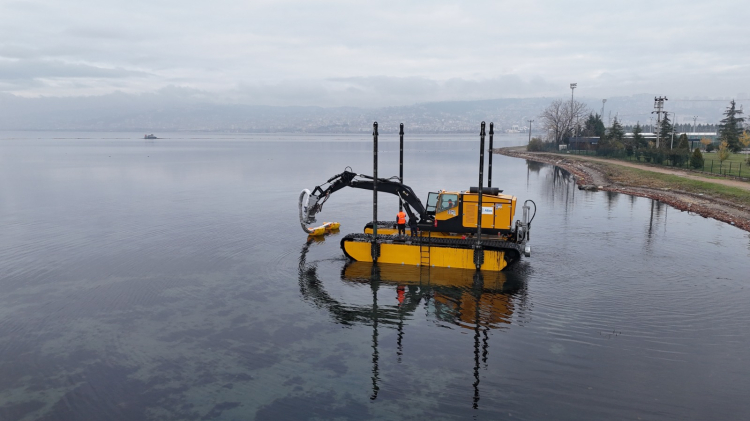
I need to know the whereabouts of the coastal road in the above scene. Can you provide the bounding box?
[561,154,750,191]
[500,147,750,192]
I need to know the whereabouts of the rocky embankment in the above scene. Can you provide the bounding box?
[495,148,750,233]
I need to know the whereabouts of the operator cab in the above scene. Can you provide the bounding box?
[426,191,459,215]
[437,193,458,213]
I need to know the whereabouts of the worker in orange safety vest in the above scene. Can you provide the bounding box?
[396,210,407,237]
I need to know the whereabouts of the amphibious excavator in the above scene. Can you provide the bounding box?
[299,122,535,271]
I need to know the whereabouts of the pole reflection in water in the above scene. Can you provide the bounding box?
[645,199,668,249]
[297,235,529,409]
[369,263,380,400]
[472,271,483,409]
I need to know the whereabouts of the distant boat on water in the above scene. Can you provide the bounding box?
[144,134,158,139]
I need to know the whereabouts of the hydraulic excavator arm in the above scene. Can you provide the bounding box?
[299,169,427,234]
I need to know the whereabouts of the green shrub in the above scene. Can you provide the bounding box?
[527,137,544,152]
[690,148,704,169]
[705,143,715,153]
[654,150,665,164]
[668,149,689,167]
[526,137,559,152]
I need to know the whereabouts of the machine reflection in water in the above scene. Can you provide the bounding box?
[298,235,529,408]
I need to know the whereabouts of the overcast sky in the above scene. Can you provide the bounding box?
[1,0,748,107]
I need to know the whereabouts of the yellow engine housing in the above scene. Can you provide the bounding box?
[457,192,516,231]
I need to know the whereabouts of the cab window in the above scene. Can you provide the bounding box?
[425,192,439,213]
[437,194,458,212]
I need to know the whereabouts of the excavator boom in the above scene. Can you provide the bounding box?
[300,170,427,233]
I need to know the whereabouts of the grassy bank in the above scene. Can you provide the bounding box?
[496,147,750,231]
[574,159,750,207]
[566,149,750,178]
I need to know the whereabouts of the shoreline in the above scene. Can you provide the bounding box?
[495,147,750,233]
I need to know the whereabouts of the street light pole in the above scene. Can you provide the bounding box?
[570,83,577,140]
[601,99,606,118]
[570,83,577,103]
[528,120,534,143]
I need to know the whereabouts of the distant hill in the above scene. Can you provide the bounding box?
[0,91,742,133]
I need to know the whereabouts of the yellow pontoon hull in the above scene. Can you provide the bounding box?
[341,239,510,271]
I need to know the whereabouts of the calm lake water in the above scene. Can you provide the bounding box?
[1,132,749,420]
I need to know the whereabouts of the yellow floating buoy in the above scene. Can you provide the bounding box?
[307,221,341,236]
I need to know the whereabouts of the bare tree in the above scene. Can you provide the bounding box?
[540,99,566,144]
[540,99,589,144]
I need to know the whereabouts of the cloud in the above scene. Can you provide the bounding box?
[0,59,149,80]
[0,0,747,104]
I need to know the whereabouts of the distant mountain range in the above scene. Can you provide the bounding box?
[0,91,743,133]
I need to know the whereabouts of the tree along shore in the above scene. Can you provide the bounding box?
[495,147,750,233]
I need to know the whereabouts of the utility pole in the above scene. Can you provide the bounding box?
[652,96,668,148]
[528,120,534,143]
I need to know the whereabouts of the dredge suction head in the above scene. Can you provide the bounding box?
[299,189,340,236]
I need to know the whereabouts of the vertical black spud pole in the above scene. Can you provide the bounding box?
[399,123,404,212]
[372,122,380,262]
[475,122,486,270]
[488,122,494,189]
